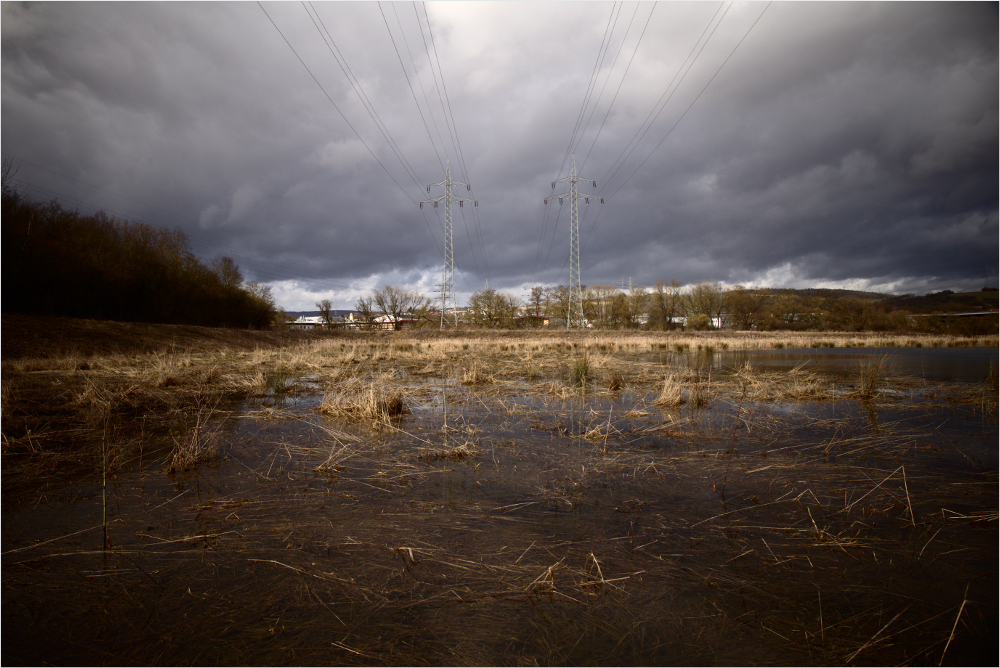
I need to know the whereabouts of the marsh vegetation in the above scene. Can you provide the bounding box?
[2,326,997,665]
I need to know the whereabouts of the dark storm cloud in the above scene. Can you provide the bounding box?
[2,2,996,309]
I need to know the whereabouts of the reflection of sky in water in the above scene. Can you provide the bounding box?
[643,347,998,383]
[5,365,997,666]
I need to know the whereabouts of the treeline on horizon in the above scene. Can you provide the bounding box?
[341,281,995,335]
[521,282,996,335]
[2,166,275,328]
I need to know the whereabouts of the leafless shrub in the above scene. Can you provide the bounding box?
[201,365,223,384]
[1,377,15,419]
[231,369,268,395]
[980,358,998,416]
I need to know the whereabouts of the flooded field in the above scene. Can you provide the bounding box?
[3,334,997,665]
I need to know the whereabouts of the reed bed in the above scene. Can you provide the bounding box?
[5,391,993,665]
[3,328,996,665]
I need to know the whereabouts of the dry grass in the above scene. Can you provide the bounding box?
[2,325,993,474]
[165,394,223,473]
[732,361,834,403]
[853,355,890,400]
[569,356,590,387]
[605,368,626,392]
[3,322,995,666]
[982,358,999,417]
[318,377,408,428]
[654,374,684,406]
[462,361,488,385]
[417,440,479,461]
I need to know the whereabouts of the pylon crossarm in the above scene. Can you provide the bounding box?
[420,196,476,206]
[427,179,469,189]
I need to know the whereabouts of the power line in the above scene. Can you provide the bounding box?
[257,1,444,256]
[543,155,603,328]
[305,1,429,192]
[607,2,771,202]
[564,2,623,168]
[258,3,409,202]
[377,1,488,287]
[304,2,450,248]
[533,2,619,283]
[418,1,491,287]
[581,2,770,258]
[578,2,657,173]
[597,1,731,192]
[407,1,488,285]
[421,161,477,327]
[573,2,641,161]
[377,1,449,174]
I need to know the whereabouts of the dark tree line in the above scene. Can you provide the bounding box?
[2,167,275,328]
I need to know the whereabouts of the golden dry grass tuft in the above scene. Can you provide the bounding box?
[462,361,489,385]
[318,377,408,428]
[853,355,890,400]
[417,440,479,462]
[654,374,684,406]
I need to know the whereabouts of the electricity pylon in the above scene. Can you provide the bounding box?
[421,161,476,328]
[544,154,603,328]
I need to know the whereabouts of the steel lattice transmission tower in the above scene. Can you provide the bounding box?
[421,161,476,328]
[544,154,603,328]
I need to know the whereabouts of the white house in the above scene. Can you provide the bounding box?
[289,315,325,329]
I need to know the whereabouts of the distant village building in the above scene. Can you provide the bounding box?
[289,315,325,329]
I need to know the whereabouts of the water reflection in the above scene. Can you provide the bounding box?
[4,356,997,666]
[639,346,998,383]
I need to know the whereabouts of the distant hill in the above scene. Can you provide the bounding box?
[767,287,891,301]
[885,290,999,314]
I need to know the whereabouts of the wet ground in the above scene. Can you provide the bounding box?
[3,352,997,666]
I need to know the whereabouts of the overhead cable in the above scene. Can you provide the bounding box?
[258,1,444,256]
[581,2,771,257]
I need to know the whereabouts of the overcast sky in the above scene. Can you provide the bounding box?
[3,1,997,310]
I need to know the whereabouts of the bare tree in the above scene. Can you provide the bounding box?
[211,256,243,289]
[545,285,570,324]
[1,157,20,199]
[372,285,423,330]
[649,279,685,330]
[585,284,618,328]
[316,299,334,328]
[468,288,519,328]
[274,307,293,331]
[528,285,545,318]
[688,281,725,328]
[354,295,376,329]
[766,294,802,328]
[829,296,876,332]
[627,284,648,328]
[726,286,767,330]
[410,296,438,328]
[245,281,274,306]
